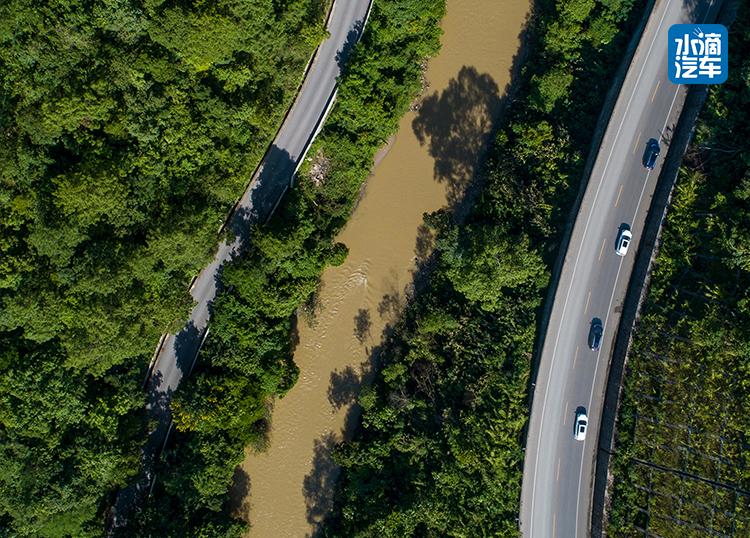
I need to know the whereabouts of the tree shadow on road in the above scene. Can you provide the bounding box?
[227,144,296,246]
[336,20,365,73]
[173,321,202,377]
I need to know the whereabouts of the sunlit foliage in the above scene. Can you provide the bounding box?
[0,0,328,535]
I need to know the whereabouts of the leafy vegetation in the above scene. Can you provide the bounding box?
[320,0,645,534]
[132,0,448,535]
[607,6,750,536]
[0,0,329,535]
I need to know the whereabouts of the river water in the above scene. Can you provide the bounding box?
[235,1,531,535]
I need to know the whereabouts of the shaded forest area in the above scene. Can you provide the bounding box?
[0,0,329,536]
[607,5,750,536]
[319,0,647,534]
[132,0,448,536]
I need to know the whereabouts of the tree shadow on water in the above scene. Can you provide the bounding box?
[412,66,502,210]
[377,291,401,320]
[414,223,437,264]
[227,466,252,520]
[353,308,371,343]
[303,433,339,536]
[327,366,361,410]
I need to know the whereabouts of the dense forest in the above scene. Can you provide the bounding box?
[129,0,448,536]
[0,0,329,536]
[607,5,750,536]
[318,0,645,534]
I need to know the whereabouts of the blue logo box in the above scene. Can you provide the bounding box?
[668,24,728,84]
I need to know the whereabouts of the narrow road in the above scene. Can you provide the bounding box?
[519,0,723,536]
[112,0,372,525]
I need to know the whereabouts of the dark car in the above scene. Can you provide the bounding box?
[643,138,660,170]
[588,318,603,351]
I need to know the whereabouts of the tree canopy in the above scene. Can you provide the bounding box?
[0,0,329,535]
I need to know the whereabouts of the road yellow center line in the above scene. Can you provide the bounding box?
[573,346,579,369]
[632,130,642,154]
[556,458,561,482]
[598,238,606,261]
[584,289,592,314]
[651,78,662,102]
[614,183,624,207]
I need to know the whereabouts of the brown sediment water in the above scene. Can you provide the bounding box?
[236,1,531,535]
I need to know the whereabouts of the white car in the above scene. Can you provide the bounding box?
[574,412,588,441]
[616,228,632,256]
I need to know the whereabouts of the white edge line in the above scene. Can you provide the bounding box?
[571,1,716,533]
[574,84,680,537]
[528,0,674,534]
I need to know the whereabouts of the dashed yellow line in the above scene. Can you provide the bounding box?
[584,290,592,314]
[614,183,624,207]
[598,238,606,261]
[633,131,642,154]
[651,79,662,102]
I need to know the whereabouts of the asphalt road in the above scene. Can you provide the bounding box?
[112,0,372,525]
[519,0,723,536]
[148,0,372,416]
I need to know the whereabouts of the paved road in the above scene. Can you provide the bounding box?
[112,0,372,525]
[520,0,723,536]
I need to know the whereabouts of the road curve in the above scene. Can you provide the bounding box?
[112,0,372,525]
[520,0,723,536]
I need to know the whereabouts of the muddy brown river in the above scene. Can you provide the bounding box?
[235,1,531,535]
